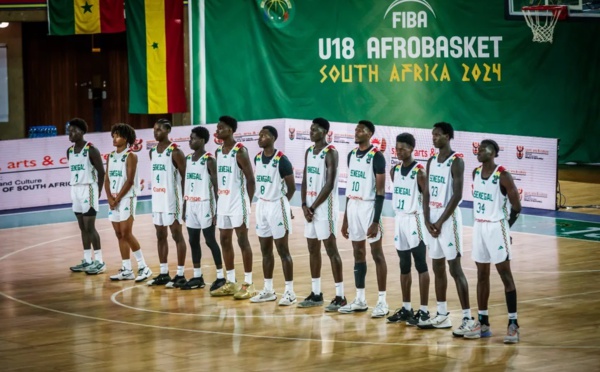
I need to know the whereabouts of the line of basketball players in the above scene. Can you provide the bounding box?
[66,116,522,344]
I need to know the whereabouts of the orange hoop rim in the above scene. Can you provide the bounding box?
[522,5,569,20]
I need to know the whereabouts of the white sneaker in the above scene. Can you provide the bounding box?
[452,317,475,337]
[417,312,452,329]
[250,289,277,303]
[371,301,390,318]
[338,298,368,314]
[278,290,297,306]
[110,268,135,281]
[135,266,153,282]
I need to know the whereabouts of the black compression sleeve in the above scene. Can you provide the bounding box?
[373,195,384,223]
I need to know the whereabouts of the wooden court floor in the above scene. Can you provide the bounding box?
[1,200,600,372]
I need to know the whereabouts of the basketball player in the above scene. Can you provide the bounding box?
[463,139,522,344]
[147,119,188,288]
[67,118,106,274]
[105,123,152,282]
[250,126,297,306]
[339,120,388,318]
[386,133,431,326]
[210,116,256,300]
[181,126,225,291]
[297,118,346,312]
[418,122,473,335]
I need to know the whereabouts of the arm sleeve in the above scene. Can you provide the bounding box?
[278,155,294,178]
[347,152,351,167]
[373,152,386,174]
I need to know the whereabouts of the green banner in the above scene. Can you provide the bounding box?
[190,0,600,163]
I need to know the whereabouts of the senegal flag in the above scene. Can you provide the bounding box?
[126,0,187,114]
[48,0,125,35]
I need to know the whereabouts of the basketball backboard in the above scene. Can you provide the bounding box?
[506,0,600,19]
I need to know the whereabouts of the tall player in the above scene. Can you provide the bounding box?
[463,139,522,343]
[182,126,226,291]
[67,118,106,274]
[250,126,297,306]
[386,133,431,325]
[105,123,152,282]
[418,122,473,336]
[147,119,188,288]
[339,120,388,318]
[298,118,346,312]
[210,116,256,300]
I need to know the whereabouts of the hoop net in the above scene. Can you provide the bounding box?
[522,5,568,43]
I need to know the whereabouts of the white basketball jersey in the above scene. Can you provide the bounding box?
[306,145,339,221]
[107,149,138,198]
[346,146,379,201]
[392,162,425,215]
[216,142,250,216]
[184,152,215,205]
[151,143,183,214]
[255,150,286,201]
[473,165,511,222]
[68,142,97,186]
[428,152,462,209]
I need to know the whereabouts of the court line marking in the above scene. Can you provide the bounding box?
[2,291,600,350]
[2,230,600,350]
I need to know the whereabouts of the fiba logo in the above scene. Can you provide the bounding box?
[371,138,387,152]
[288,128,296,141]
[213,132,224,145]
[472,142,480,156]
[131,138,143,152]
[384,0,436,29]
[518,188,523,201]
[516,145,524,160]
[259,0,295,29]
[326,131,334,144]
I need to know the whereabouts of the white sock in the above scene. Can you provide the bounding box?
[285,281,293,293]
[132,249,146,267]
[437,302,448,316]
[403,302,412,311]
[177,266,185,276]
[193,268,202,278]
[378,291,387,303]
[227,269,236,282]
[264,278,273,291]
[94,250,103,263]
[420,305,428,313]
[311,277,321,294]
[462,309,472,319]
[83,249,92,264]
[357,288,366,302]
[216,268,224,279]
[335,282,344,297]
[244,272,252,284]
[508,312,518,320]
[160,263,168,274]
[122,259,132,271]
[479,310,489,316]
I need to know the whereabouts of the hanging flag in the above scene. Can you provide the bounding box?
[126,0,187,114]
[47,0,126,35]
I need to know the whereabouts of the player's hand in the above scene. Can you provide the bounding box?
[426,221,439,238]
[341,219,349,239]
[302,206,313,223]
[367,222,379,239]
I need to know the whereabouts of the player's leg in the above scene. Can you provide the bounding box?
[182,225,205,290]
[274,232,296,306]
[201,224,225,291]
[165,221,187,288]
[210,222,237,296]
[81,208,104,273]
[298,234,324,308]
[147,219,171,286]
[323,232,346,312]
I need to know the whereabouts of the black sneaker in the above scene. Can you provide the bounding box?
[387,307,414,324]
[181,276,206,290]
[297,292,324,308]
[210,278,227,292]
[166,275,187,288]
[147,273,172,286]
[325,296,347,312]
[407,309,430,326]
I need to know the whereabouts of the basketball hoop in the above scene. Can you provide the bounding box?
[522,5,568,43]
